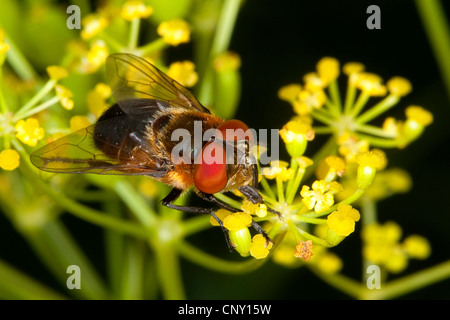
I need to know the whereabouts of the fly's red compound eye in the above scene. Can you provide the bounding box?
[217,119,253,142]
[194,141,227,194]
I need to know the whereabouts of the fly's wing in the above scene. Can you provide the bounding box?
[30,123,169,177]
[106,53,211,115]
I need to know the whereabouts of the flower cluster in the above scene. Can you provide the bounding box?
[212,57,432,280]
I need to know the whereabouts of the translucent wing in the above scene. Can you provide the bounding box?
[30,122,169,177]
[106,53,210,114]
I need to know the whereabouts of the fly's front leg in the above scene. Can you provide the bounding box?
[161,188,233,250]
[198,191,272,245]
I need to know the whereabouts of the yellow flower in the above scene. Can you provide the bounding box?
[316,57,340,84]
[262,160,294,181]
[87,82,111,118]
[79,40,109,74]
[316,252,343,274]
[46,65,68,81]
[387,76,412,97]
[405,105,433,126]
[382,117,400,138]
[355,149,387,170]
[355,72,387,96]
[167,61,198,87]
[0,149,20,171]
[223,212,252,231]
[138,179,159,198]
[81,14,108,40]
[55,85,74,110]
[278,84,302,103]
[213,52,241,72]
[315,155,346,181]
[15,118,45,147]
[70,116,91,132]
[0,28,10,55]
[121,1,153,21]
[362,222,402,263]
[210,209,232,226]
[279,119,314,157]
[337,132,370,162]
[403,235,431,259]
[327,203,360,236]
[303,72,325,91]
[241,199,267,218]
[342,62,365,76]
[157,19,190,46]
[249,234,273,259]
[301,180,341,213]
[293,88,326,115]
[294,240,314,261]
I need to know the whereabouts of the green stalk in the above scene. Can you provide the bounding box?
[128,18,141,50]
[0,259,66,300]
[154,242,185,299]
[4,34,38,81]
[415,0,450,101]
[120,239,144,299]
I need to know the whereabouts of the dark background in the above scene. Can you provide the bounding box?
[1,0,449,299]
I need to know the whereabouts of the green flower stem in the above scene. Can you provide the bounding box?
[354,133,399,148]
[285,158,298,202]
[308,266,363,299]
[276,176,285,203]
[198,0,242,105]
[128,18,141,50]
[154,241,186,299]
[0,67,8,114]
[311,108,335,126]
[360,195,377,285]
[355,123,396,138]
[4,34,38,81]
[0,259,67,300]
[313,126,334,134]
[138,38,168,56]
[363,259,450,299]
[13,96,59,121]
[328,80,342,113]
[120,239,144,299]
[214,192,242,210]
[287,220,331,247]
[258,162,276,199]
[355,94,399,125]
[103,200,126,299]
[40,219,110,299]
[13,139,149,238]
[349,91,370,118]
[99,31,125,52]
[181,215,212,237]
[286,166,305,205]
[344,81,357,115]
[13,79,57,122]
[415,0,450,101]
[175,239,268,274]
[113,180,158,228]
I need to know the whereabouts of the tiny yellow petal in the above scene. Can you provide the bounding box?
[0,149,20,171]
[249,234,272,259]
[316,57,340,84]
[167,61,198,87]
[157,19,190,46]
[223,212,252,231]
[121,0,153,21]
[405,105,433,126]
[70,116,91,132]
[387,76,412,97]
[46,66,68,81]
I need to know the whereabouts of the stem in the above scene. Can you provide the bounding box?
[128,18,141,50]
[286,166,305,205]
[13,96,59,121]
[355,123,396,138]
[0,259,66,300]
[175,239,269,274]
[138,38,168,56]
[198,0,242,105]
[364,259,450,299]
[344,80,357,115]
[328,80,342,113]
[113,180,158,228]
[13,139,149,238]
[350,91,370,118]
[415,0,450,101]
[354,133,399,148]
[355,95,399,125]
[4,34,38,81]
[154,241,185,299]
[276,176,285,203]
[13,80,57,122]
